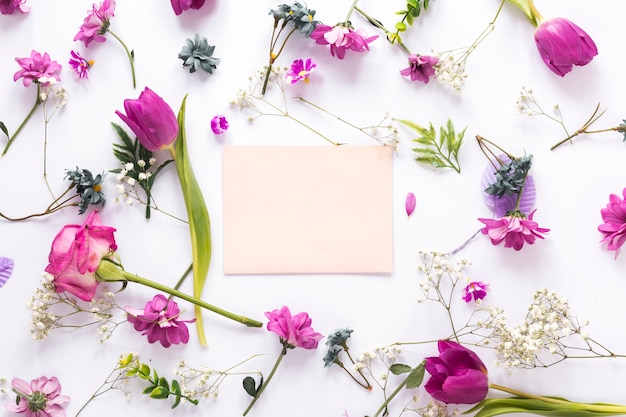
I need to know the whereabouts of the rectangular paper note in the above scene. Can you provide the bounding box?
[222,145,393,274]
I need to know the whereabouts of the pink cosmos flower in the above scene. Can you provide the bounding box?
[400,54,438,83]
[598,188,626,258]
[5,376,70,417]
[73,0,116,47]
[286,58,317,84]
[170,0,205,16]
[0,0,29,14]
[310,24,378,59]
[462,281,489,303]
[265,306,323,349]
[534,17,597,77]
[126,294,195,348]
[68,50,93,80]
[44,210,117,302]
[13,50,62,87]
[210,115,229,134]
[478,209,550,251]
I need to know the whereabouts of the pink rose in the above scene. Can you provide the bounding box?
[44,211,117,301]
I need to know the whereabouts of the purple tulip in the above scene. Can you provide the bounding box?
[424,340,489,404]
[116,87,179,152]
[534,17,597,77]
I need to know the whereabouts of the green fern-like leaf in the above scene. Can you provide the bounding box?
[400,118,465,173]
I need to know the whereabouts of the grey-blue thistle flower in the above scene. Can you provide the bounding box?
[484,155,533,198]
[178,34,220,74]
[65,167,106,214]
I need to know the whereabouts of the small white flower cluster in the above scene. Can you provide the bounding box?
[434,55,467,92]
[37,77,68,109]
[231,65,286,121]
[173,360,221,401]
[515,86,562,119]
[354,344,403,376]
[0,377,7,395]
[362,111,400,151]
[417,251,470,303]
[404,397,460,417]
[114,159,156,206]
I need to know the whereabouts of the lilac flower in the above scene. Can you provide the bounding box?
[462,281,489,303]
[5,376,70,417]
[478,209,550,251]
[0,0,29,14]
[400,54,438,83]
[286,58,317,84]
[0,257,14,289]
[68,50,93,80]
[170,0,205,16]
[13,50,62,87]
[210,115,229,135]
[598,188,626,258]
[73,0,115,47]
[310,24,378,59]
[125,294,196,348]
[405,192,416,217]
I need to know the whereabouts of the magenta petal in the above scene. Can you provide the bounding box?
[405,192,416,217]
[0,257,14,288]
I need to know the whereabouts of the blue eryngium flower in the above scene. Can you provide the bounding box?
[64,167,106,214]
[178,34,220,74]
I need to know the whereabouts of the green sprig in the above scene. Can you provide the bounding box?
[400,118,465,173]
[390,0,430,44]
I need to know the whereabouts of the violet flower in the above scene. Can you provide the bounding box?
[478,209,550,251]
[462,281,489,303]
[598,188,626,258]
[285,58,317,84]
[68,50,93,80]
[400,54,438,83]
[170,0,205,16]
[125,294,196,348]
[5,376,70,417]
[210,115,229,135]
[310,24,378,59]
[0,0,29,14]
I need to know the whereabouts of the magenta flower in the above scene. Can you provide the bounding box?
[125,294,196,348]
[73,0,115,47]
[310,24,378,59]
[266,305,323,349]
[13,50,62,87]
[425,340,489,404]
[598,188,626,258]
[5,376,70,417]
[68,50,93,80]
[478,209,549,251]
[400,54,438,83]
[405,192,416,217]
[534,17,597,77]
[170,0,205,16]
[116,87,179,152]
[286,58,317,84]
[210,115,229,135]
[462,281,489,303]
[44,211,117,302]
[0,256,15,288]
[0,0,29,14]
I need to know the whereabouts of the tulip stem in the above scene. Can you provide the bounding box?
[243,345,288,416]
[2,84,42,156]
[107,29,136,89]
[370,374,408,417]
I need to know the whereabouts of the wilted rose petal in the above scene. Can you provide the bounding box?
[405,192,416,217]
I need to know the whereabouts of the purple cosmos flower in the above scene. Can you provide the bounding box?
[125,294,196,348]
[68,50,93,80]
[405,192,416,217]
[400,54,438,83]
[598,188,626,258]
[425,340,489,404]
[210,115,229,134]
[13,50,62,87]
[265,306,323,349]
[310,24,378,59]
[534,17,597,77]
[0,257,15,288]
[73,0,116,47]
[170,0,205,16]
[0,0,29,14]
[462,281,489,303]
[478,209,550,251]
[5,376,70,417]
[286,58,317,84]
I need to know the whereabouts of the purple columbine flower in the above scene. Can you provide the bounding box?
[462,281,489,303]
[210,115,229,135]
[68,50,93,80]
[400,54,438,83]
[286,58,317,84]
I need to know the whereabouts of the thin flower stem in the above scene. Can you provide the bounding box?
[344,0,359,22]
[475,135,514,168]
[342,344,372,388]
[448,228,482,255]
[0,193,79,221]
[243,346,288,416]
[550,103,611,150]
[336,360,371,389]
[370,373,408,417]
[168,263,193,301]
[106,29,136,89]
[354,5,411,55]
[2,84,42,156]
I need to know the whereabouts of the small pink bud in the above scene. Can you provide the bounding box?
[405,192,416,217]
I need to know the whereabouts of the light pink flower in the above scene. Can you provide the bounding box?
[0,0,29,15]
[73,0,116,47]
[265,306,323,349]
[5,376,70,417]
[68,50,93,80]
[400,54,438,83]
[44,210,117,302]
[13,50,62,87]
[310,24,378,59]
[170,0,205,16]
[478,209,549,251]
[286,58,317,84]
[126,294,195,348]
[210,115,229,134]
[598,188,626,258]
[462,281,489,303]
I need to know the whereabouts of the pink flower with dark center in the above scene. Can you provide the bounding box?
[13,50,62,87]
[69,50,93,80]
[462,281,489,303]
[210,115,229,134]
[265,306,323,349]
[400,54,438,83]
[125,294,196,348]
[170,0,205,16]
[310,24,378,59]
[74,0,116,47]
[5,376,70,417]
[478,209,549,251]
[286,58,317,84]
[598,188,626,258]
[0,0,29,15]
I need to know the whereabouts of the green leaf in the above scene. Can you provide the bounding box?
[159,377,170,391]
[390,363,413,375]
[242,376,258,397]
[149,386,169,399]
[139,364,151,378]
[407,0,418,7]
[402,119,464,173]
[171,380,182,409]
[405,363,425,389]
[466,397,626,417]
[395,21,407,31]
[0,121,8,138]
